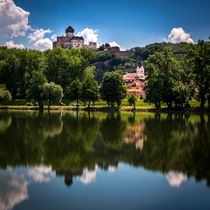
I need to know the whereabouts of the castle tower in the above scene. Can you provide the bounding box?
[136,62,145,80]
[65,26,74,38]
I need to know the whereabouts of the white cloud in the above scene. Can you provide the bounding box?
[168,27,194,44]
[77,165,98,184]
[166,171,187,187]
[109,41,126,51]
[28,165,55,183]
[5,40,24,49]
[0,172,29,210]
[0,0,30,38]
[76,28,99,45]
[28,28,53,50]
[51,34,57,41]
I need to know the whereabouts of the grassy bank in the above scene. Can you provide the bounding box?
[0,99,208,112]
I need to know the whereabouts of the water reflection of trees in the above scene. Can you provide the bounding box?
[0,111,209,187]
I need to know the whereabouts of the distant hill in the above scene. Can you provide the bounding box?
[91,42,190,82]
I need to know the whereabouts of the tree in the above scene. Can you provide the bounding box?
[128,94,137,109]
[145,47,187,109]
[43,82,63,110]
[81,75,99,108]
[26,71,47,109]
[186,40,210,109]
[44,48,95,96]
[0,88,12,104]
[67,79,82,110]
[100,70,127,107]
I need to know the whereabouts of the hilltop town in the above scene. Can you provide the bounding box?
[53,26,133,59]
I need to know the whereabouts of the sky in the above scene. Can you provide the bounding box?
[0,0,210,50]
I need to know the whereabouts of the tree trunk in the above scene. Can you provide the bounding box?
[88,100,91,109]
[48,100,51,111]
[200,94,205,109]
[167,102,172,109]
[39,99,43,110]
[76,98,79,110]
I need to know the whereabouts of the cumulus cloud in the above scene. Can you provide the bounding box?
[0,0,30,38]
[76,28,99,45]
[166,171,187,187]
[51,34,57,41]
[77,165,98,184]
[28,165,55,183]
[109,41,125,51]
[167,27,194,44]
[28,28,53,50]
[0,172,29,210]
[5,40,24,49]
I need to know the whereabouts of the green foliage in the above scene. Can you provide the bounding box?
[26,71,47,109]
[100,70,127,107]
[145,47,189,109]
[186,40,210,109]
[81,75,99,107]
[67,79,82,109]
[43,82,64,109]
[44,47,95,96]
[128,94,137,109]
[84,66,96,79]
[131,42,190,61]
[0,88,12,103]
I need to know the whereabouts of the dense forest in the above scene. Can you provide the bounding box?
[0,39,209,109]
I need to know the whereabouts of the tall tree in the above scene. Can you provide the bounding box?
[186,40,210,109]
[67,79,82,110]
[26,71,47,109]
[43,82,63,110]
[81,75,99,108]
[145,47,187,109]
[100,70,127,107]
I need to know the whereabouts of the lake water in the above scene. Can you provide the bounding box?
[0,111,209,210]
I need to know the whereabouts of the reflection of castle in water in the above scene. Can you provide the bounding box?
[124,122,146,150]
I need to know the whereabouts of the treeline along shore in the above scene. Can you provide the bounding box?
[0,38,209,111]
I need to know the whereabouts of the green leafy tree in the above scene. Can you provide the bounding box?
[45,48,95,96]
[81,75,99,108]
[26,71,47,109]
[186,40,210,109]
[100,70,127,107]
[43,82,64,110]
[0,88,12,104]
[145,47,187,109]
[67,79,82,109]
[128,94,137,109]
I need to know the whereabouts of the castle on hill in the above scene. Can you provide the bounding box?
[53,26,97,50]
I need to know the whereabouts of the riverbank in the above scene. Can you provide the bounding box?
[0,105,209,113]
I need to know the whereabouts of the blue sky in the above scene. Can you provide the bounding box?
[0,0,210,50]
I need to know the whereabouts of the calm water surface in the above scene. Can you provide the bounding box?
[0,111,209,210]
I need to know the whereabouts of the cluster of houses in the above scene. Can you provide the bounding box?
[123,62,146,98]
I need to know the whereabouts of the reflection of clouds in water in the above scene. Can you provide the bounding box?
[78,165,117,184]
[78,165,98,185]
[0,172,29,210]
[28,165,55,183]
[166,171,187,187]
[108,166,116,173]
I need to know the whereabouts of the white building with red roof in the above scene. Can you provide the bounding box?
[123,63,146,98]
